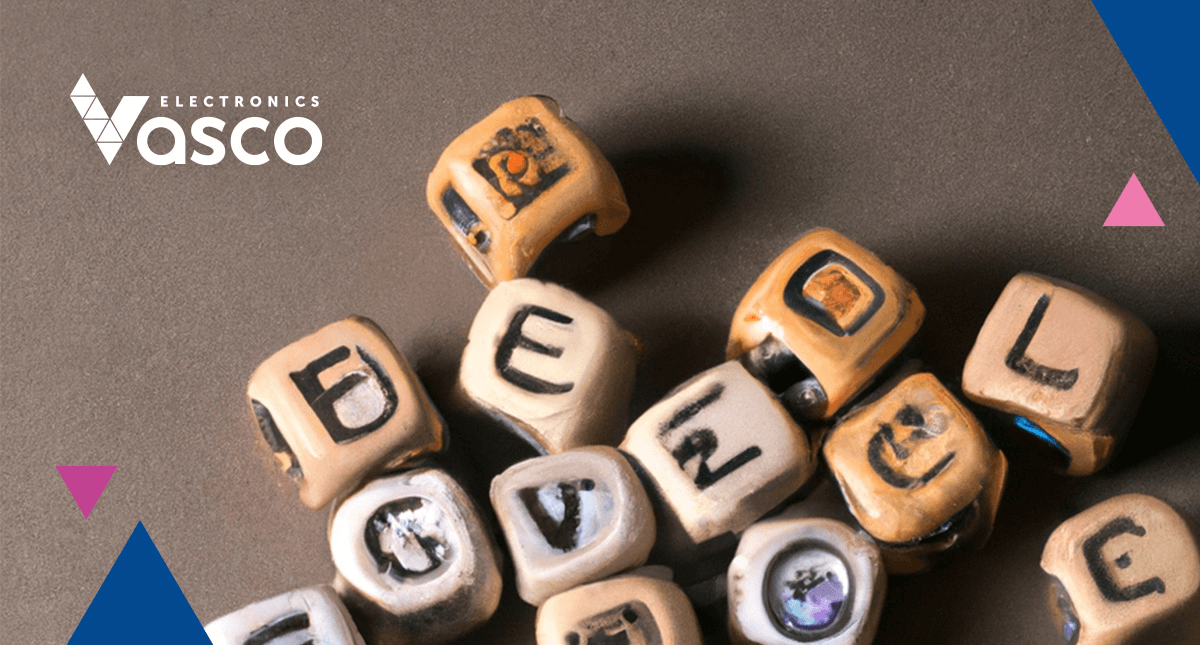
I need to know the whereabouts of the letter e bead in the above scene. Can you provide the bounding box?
[1041,494,1200,644]
[460,278,638,453]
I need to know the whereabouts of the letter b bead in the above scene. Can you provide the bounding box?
[1041,494,1200,644]
[247,316,444,510]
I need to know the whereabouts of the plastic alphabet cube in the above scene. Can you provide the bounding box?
[962,273,1156,476]
[823,372,1007,574]
[728,228,925,420]
[328,468,503,645]
[728,517,886,645]
[1041,494,1200,645]
[204,585,365,645]
[491,445,656,606]
[247,316,444,510]
[426,95,629,287]
[459,278,638,453]
[619,361,816,563]
[536,569,703,645]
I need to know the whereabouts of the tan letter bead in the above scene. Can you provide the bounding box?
[460,278,638,453]
[728,517,886,645]
[727,228,925,420]
[823,372,1007,574]
[247,316,444,510]
[536,571,703,645]
[205,585,365,645]
[491,446,656,606]
[962,272,1157,476]
[328,467,502,644]
[1041,494,1200,645]
[620,361,816,560]
[426,95,629,287]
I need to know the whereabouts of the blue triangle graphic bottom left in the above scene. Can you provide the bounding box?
[68,521,212,644]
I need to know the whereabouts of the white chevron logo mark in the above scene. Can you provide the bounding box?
[70,74,149,164]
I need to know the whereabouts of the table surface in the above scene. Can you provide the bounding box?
[3,1,1198,643]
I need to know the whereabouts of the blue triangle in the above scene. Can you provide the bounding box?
[68,522,212,644]
[1091,2,1200,186]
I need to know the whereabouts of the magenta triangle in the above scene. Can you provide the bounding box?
[57,466,117,518]
[1103,173,1164,226]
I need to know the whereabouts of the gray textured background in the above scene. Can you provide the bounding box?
[3,1,1198,643]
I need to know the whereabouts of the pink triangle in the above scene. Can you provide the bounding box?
[1103,174,1164,226]
[56,466,117,518]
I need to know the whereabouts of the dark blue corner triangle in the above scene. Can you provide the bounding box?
[1091,1,1200,185]
[68,522,213,645]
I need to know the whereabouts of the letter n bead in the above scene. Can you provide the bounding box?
[962,273,1156,475]
[328,468,503,645]
[620,361,816,562]
[426,96,629,287]
[247,316,444,510]
[1041,494,1200,644]
[823,372,1007,574]
[459,278,638,453]
[728,517,886,645]
[204,585,365,645]
[728,228,924,420]
[490,446,656,606]
[536,570,703,645]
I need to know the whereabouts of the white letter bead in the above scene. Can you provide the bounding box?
[204,585,365,645]
[247,316,444,510]
[1041,494,1200,645]
[491,445,656,606]
[328,468,502,644]
[620,360,816,560]
[536,571,703,645]
[728,518,886,645]
[460,278,637,453]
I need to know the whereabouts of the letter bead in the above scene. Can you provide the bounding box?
[728,228,925,420]
[620,361,816,562]
[460,278,638,453]
[426,95,629,287]
[962,273,1156,475]
[823,372,1007,573]
[204,585,365,645]
[491,446,656,606]
[328,468,502,645]
[247,316,444,510]
[536,571,703,645]
[728,517,886,645]
[1041,494,1200,645]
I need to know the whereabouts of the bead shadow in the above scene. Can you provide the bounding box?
[873,461,1081,644]
[530,143,736,294]
[1106,323,1200,472]
[625,313,728,420]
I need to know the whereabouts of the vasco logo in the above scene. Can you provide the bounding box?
[71,74,323,166]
